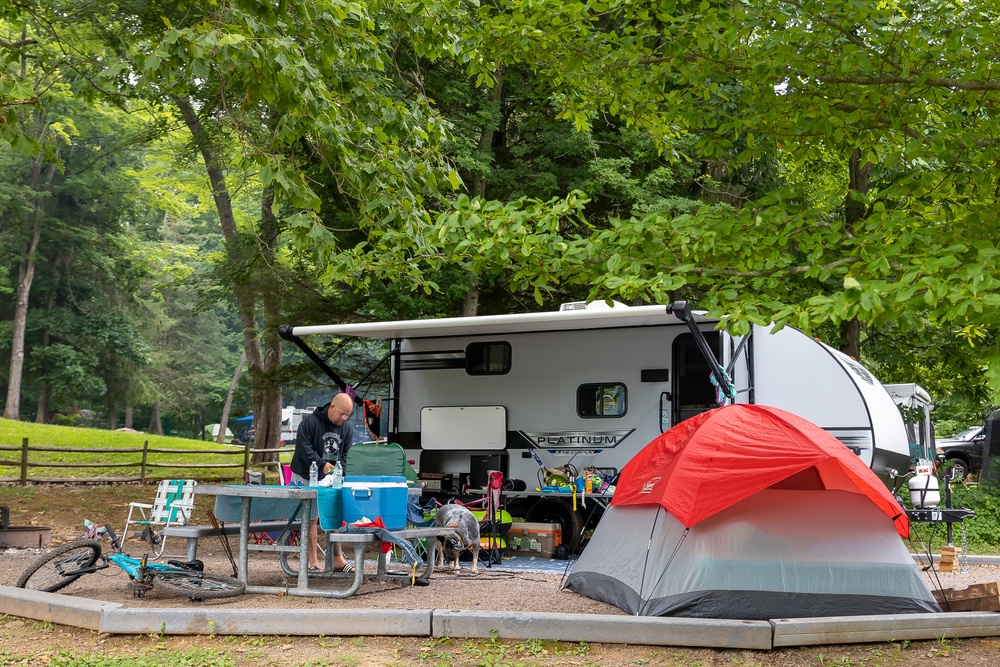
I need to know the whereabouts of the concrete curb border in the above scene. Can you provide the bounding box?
[3,585,1000,649]
[771,612,1000,646]
[102,608,432,636]
[432,610,773,648]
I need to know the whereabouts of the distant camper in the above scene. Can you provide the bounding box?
[280,406,313,447]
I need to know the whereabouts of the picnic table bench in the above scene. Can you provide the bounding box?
[163,519,302,561]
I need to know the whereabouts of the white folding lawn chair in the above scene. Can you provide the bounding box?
[121,479,197,559]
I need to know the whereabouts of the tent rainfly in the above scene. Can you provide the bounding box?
[564,404,941,619]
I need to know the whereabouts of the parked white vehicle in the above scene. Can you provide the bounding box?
[281,300,910,545]
[280,406,313,446]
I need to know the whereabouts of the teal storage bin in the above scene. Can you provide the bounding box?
[342,475,408,530]
[317,487,343,531]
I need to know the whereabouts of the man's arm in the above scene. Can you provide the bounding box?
[339,421,355,465]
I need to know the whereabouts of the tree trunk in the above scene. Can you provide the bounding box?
[173,95,278,459]
[840,319,861,361]
[35,385,50,423]
[34,285,56,423]
[125,403,133,429]
[4,153,56,421]
[147,402,162,435]
[253,185,283,465]
[107,394,116,430]
[469,66,504,199]
[462,273,480,317]
[217,350,246,444]
[460,67,504,318]
[840,148,871,358]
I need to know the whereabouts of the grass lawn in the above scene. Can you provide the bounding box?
[0,418,291,483]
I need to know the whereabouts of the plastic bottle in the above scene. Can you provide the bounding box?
[309,461,318,486]
[331,461,343,488]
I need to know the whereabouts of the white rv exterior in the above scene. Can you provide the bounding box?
[287,301,910,543]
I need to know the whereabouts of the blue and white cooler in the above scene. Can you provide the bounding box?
[342,475,408,530]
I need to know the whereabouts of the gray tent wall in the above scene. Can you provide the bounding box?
[565,489,939,619]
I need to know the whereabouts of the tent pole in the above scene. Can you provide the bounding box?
[559,471,620,588]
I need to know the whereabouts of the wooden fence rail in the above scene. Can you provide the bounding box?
[0,437,287,485]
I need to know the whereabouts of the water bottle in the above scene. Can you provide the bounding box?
[309,461,318,486]
[331,461,343,488]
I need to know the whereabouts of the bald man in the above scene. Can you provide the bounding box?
[290,392,355,571]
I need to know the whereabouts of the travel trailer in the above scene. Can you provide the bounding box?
[280,301,910,546]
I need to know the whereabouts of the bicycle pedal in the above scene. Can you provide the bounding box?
[127,581,152,598]
[140,526,162,546]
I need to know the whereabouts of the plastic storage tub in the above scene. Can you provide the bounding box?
[316,487,343,531]
[342,475,408,530]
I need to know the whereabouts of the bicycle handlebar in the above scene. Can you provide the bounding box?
[104,524,121,552]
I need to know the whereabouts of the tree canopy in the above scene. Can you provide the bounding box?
[2,0,998,431]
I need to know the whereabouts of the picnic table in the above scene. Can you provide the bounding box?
[195,484,456,598]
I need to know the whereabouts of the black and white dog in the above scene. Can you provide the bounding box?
[434,503,480,574]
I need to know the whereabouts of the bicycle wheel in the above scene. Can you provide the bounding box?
[16,540,102,593]
[151,570,246,599]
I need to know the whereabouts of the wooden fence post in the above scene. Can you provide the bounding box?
[243,441,251,480]
[141,440,149,482]
[20,438,28,485]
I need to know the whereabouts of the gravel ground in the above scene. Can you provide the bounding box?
[3,532,1000,613]
[0,534,623,614]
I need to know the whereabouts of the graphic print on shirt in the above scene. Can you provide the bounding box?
[322,430,344,461]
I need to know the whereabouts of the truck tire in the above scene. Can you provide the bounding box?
[525,498,584,553]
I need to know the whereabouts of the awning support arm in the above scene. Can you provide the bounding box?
[278,325,352,396]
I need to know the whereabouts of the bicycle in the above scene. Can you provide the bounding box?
[16,520,246,600]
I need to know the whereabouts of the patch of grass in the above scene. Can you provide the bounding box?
[43,648,238,666]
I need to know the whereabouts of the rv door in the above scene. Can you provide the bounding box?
[671,331,723,426]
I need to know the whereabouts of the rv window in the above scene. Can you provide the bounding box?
[466,342,511,375]
[577,383,627,418]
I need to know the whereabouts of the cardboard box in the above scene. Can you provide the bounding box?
[343,475,408,529]
[507,521,561,559]
[932,582,1000,612]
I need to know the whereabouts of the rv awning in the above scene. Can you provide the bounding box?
[289,303,714,340]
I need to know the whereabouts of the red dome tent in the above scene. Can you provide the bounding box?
[612,403,909,537]
[564,405,938,619]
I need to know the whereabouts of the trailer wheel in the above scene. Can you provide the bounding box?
[525,499,584,553]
